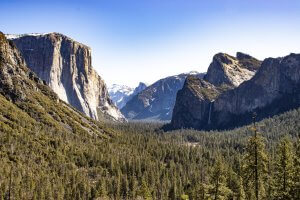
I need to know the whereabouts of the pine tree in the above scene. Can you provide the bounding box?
[237,176,246,200]
[196,182,209,200]
[97,179,109,200]
[169,183,177,200]
[129,176,138,199]
[291,139,300,199]
[273,137,294,199]
[242,114,268,200]
[209,157,232,200]
[226,165,245,200]
[121,176,129,199]
[139,179,152,200]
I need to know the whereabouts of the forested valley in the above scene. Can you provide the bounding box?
[1,102,299,199]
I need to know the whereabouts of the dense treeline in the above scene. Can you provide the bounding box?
[1,106,300,199]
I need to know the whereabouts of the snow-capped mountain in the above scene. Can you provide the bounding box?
[109,82,147,109]
[121,71,205,121]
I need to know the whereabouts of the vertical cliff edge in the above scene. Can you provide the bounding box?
[6,32,125,122]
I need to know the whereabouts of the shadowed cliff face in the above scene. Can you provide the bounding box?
[171,76,225,129]
[170,52,300,130]
[8,33,124,121]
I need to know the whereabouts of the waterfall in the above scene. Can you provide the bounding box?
[208,101,213,125]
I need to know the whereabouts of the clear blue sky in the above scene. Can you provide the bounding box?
[1,0,300,87]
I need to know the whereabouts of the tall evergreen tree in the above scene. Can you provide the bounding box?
[273,137,294,199]
[236,176,246,200]
[242,115,268,200]
[139,179,152,200]
[209,157,232,200]
[291,139,300,199]
[97,179,109,200]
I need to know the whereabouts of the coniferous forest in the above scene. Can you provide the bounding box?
[1,1,300,199]
[0,100,299,199]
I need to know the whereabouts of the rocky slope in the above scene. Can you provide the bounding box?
[108,82,147,109]
[171,52,300,130]
[121,72,205,121]
[0,31,109,136]
[204,52,261,87]
[7,32,124,121]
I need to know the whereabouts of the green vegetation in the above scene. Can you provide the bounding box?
[1,91,300,199]
[1,30,298,199]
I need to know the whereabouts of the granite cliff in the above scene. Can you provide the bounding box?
[204,52,261,87]
[170,52,267,130]
[0,31,107,135]
[7,33,124,121]
[212,53,300,128]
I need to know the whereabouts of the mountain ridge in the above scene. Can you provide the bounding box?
[170,52,300,130]
[121,71,205,121]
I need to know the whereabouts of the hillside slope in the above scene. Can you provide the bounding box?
[0,32,119,198]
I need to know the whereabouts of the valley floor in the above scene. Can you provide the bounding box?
[1,106,300,199]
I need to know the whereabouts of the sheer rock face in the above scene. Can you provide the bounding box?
[170,52,262,129]
[8,33,124,121]
[0,32,108,135]
[213,54,300,127]
[171,52,300,130]
[171,76,224,129]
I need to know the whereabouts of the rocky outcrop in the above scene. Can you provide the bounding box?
[212,54,300,128]
[170,52,262,129]
[204,52,261,87]
[121,72,205,121]
[0,32,40,102]
[132,82,148,96]
[171,76,226,129]
[170,52,300,130]
[108,82,147,109]
[7,33,124,121]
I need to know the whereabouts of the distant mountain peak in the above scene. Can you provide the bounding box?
[108,82,147,109]
[121,72,205,121]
